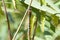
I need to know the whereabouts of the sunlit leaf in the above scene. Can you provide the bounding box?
[20,0,60,14]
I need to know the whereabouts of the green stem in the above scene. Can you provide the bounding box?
[32,17,37,40]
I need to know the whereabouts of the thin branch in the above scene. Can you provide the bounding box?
[2,0,12,40]
[28,0,33,40]
[28,7,32,40]
[12,0,33,40]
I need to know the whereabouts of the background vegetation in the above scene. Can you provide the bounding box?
[0,0,60,40]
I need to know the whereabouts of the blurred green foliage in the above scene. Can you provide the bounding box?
[0,0,60,40]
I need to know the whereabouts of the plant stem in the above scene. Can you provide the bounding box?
[12,0,33,40]
[2,0,12,40]
[32,17,37,40]
[28,8,32,40]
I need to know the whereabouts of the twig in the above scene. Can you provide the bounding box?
[28,0,33,40]
[2,0,12,40]
[12,0,33,40]
[28,7,32,40]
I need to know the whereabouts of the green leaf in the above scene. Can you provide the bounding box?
[20,0,60,14]
[50,23,55,32]
[40,0,46,5]
[51,15,59,26]
[46,0,60,13]
[40,11,46,32]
